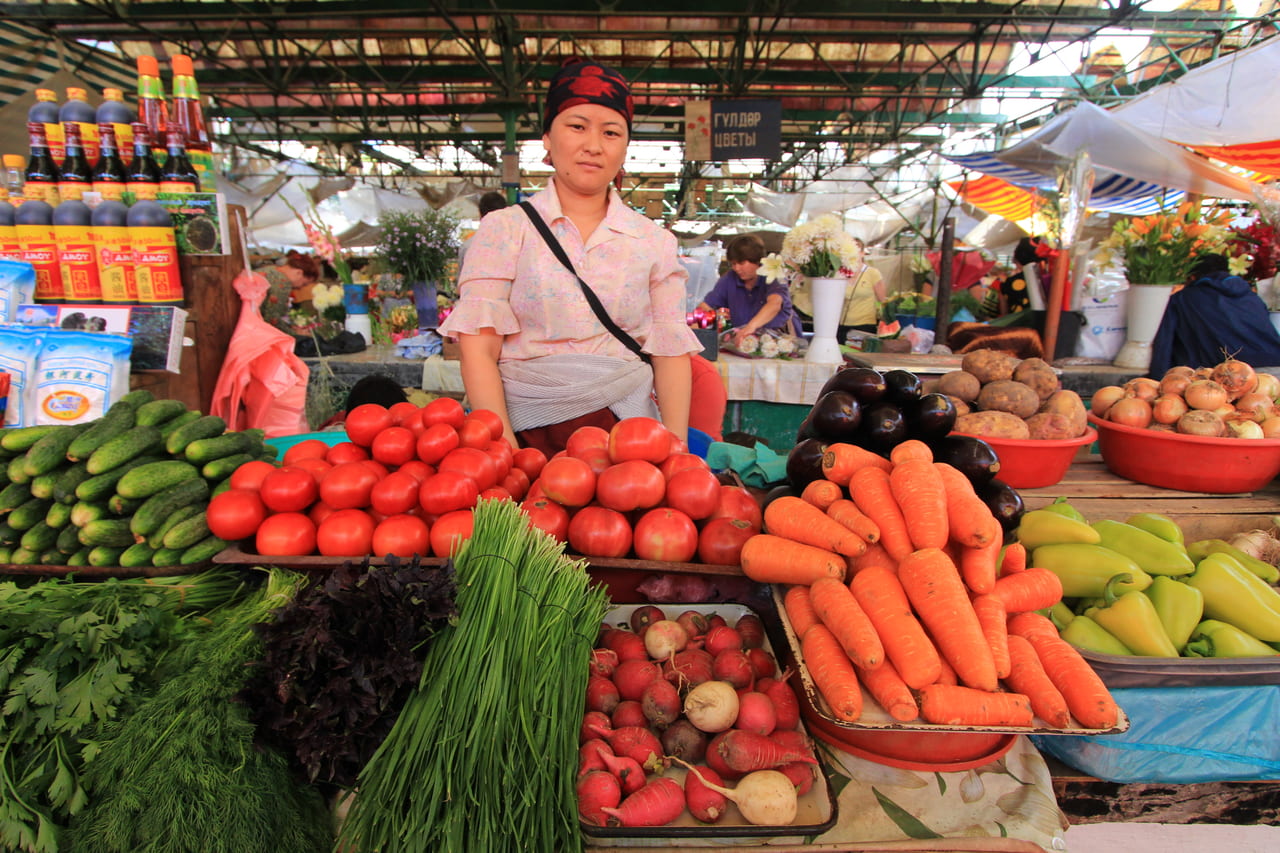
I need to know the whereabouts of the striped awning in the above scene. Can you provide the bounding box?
[946,152,1184,215]
[946,174,1040,223]
[1190,141,1280,178]
[0,21,135,105]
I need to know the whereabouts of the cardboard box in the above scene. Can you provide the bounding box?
[16,304,188,373]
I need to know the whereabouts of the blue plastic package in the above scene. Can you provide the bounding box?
[0,260,37,323]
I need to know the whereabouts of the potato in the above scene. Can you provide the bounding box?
[961,349,1019,384]
[1024,412,1078,440]
[976,379,1040,419]
[954,411,1031,439]
[1039,389,1088,437]
[946,395,972,417]
[1013,357,1060,401]
[935,370,982,403]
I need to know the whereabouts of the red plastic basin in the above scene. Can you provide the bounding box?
[954,427,1097,489]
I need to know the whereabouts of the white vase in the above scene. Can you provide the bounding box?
[806,276,847,364]
[1112,283,1174,370]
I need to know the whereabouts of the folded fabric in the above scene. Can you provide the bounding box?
[706,440,787,488]
[395,331,444,359]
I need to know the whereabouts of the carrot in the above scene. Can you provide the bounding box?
[849,541,898,576]
[889,439,933,465]
[888,458,949,550]
[848,563,941,689]
[934,654,959,685]
[1006,611,1059,641]
[918,684,1035,728]
[958,517,1002,594]
[821,442,892,486]
[1000,541,1028,576]
[971,594,1012,680]
[826,498,880,544]
[800,624,863,722]
[933,462,998,549]
[898,548,999,692]
[1017,630,1120,730]
[855,659,919,721]
[764,496,868,558]
[991,567,1065,614]
[848,467,913,562]
[740,534,846,585]
[782,584,820,640]
[808,577,884,669]
[800,478,844,511]
[1004,634,1071,728]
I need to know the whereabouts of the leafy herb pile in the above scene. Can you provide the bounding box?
[69,568,332,853]
[241,556,458,789]
[0,572,248,853]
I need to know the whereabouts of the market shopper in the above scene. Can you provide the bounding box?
[697,234,800,348]
[439,59,705,455]
[790,236,887,337]
[258,250,324,329]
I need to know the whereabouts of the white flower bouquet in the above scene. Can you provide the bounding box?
[759,214,863,284]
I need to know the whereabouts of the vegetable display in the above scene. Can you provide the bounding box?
[930,352,1089,441]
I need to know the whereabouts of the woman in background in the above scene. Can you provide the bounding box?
[259,250,323,330]
[791,236,886,339]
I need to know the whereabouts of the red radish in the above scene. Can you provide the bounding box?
[577,770,622,826]
[684,764,729,823]
[707,613,729,631]
[601,629,649,662]
[735,614,767,649]
[762,678,801,731]
[600,751,647,796]
[630,604,666,634]
[613,658,662,701]
[611,700,648,730]
[778,761,816,796]
[578,738,614,776]
[683,680,740,733]
[734,692,777,737]
[715,729,817,773]
[769,729,813,758]
[581,711,612,743]
[643,619,689,660]
[590,648,619,677]
[600,725,665,773]
[704,625,743,655]
[640,678,681,726]
[747,648,777,680]
[676,761,798,827]
[661,719,708,763]
[705,732,744,780]
[663,648,714,690]
[755,676,776,694]
[712,649,754,689]
[675,609,710,641]
[600,777,686,828]
[585,675,620,714]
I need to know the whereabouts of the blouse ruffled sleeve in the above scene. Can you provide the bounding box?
[643,227,703,357]
[437,210,524,339]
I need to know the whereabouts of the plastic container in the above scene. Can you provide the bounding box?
[1088,412,1280,493]
[955,426,1098,489]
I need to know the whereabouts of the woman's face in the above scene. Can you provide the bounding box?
[280,264,308,287]
[542,103,629,198]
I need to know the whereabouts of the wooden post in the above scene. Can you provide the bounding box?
[935,217,955,347]
[1041,249,1070,361]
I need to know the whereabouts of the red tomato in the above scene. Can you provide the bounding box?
[419,471,480,515]
[371,426,417,467]
[698,517,757,565]
[326,441,369,465]
[568,506,633,558]
[206,488,266,541]
[370,470,422,516]
[319,461,380,510]
[608,417,673,464]
[667,432,689,455]
[345,403,394,447]
[309,501,336,526]
[524,480,547,503]
[537,456,596,507]
[500,467,530,502]
[565,425,610,460]
[511,446,548,480]
[469,408,505,440]
[456,417,493,450]
[431,509,474,558]
[484,439,514,479]
[396,459,434,483]
[478,485,513,501]
[633,507,698,563]
[229,459,277,492]
[664,467,722,520]
[421,397,465,430]
[289,456,333,484]
[708,485,763,532]
[388,401,421,426]
[255,512,317,556]
[520,497,570,543]
[283,438,330,466]
[259,467,320,513]
[577,446,612,477]
[372,513,431,558]
[595,460,665,512]
[659,452,710,480]
[415,422,460,465]
[316,508,376,557]
[438,446,498,491]
[359,459,390,480]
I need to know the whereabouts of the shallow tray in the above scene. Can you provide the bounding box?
[772,586,1130,736]
[0,560,212,579]
[1079,649,1280,688]
[581,602,838,842]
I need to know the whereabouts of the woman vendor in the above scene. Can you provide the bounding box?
[696,234,800,349]
[259,250,324,330]
[439,59,707,455]
[791,237,887,338]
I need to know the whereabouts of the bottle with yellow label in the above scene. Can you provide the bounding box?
[28,88,64,164]
[159,129,199,193]
[97,87,136,167]
[23,122,60,207]
[58,122,93,203]
[0,195,18,262]
[59,87,100,167]
[54,198,101,303]
[127,198,182,305]
[92,124,128,202]
[126,122,161,201]
[15,199,64,303]
[92,199,136,303]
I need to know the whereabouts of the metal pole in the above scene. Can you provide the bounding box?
[935,217,955,347]
[1042,250,1070,361]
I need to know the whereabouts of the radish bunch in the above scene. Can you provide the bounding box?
[577,605,818,829]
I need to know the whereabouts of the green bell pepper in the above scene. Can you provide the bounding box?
[1186,538,1280,584]
[1085,574,1179,657]
[1017,509,1102,550]
[1125,512,1184,545]
[1059,614,1134,656]
[1048,600,1076,631]
[1185,620,1280,658]
[1185,552,1280,642]
[1143,575,1203,653]
[1092,519,1195,577]
[1031,542,1152,598]
[1041,497,1087,523]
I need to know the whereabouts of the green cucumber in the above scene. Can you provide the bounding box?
[45,501,73,529]
[86,426,163,475]
[69,501,110,529]
[65,547,90,566]
[116,460,201,500]
[259,445,280,460]
[107,494,144,516]
[29,473,59,501]
[10,546,40,565]
[0,545,10,563]
[165,415,227,457]
[54,462,93,504]
[78,519,137,549]
[0,425,63,453]
[147,504,204,549]
[115,389,156,409]
[9,497,54,531]
[87,545,128,567]
[119,541,158,568]
[200,452,256,482]
[134,398,188,427]
[162,512,209,551]
[129,478,210,539]
[67,406,135,461]
[211,476,235,497]
[185,432,258,466]
[40,549,64,565]
[75,454,166,504]
[151,546,185,567]
[0,482,32,515]
[56,523,81,555]
[158,409,202,440]
[23,424,89,477]
[20,521,58,553]
[7,455,31,485]
[179,534,229,565]
[0,519,18,545]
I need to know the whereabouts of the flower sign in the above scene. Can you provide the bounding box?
[760,214,863,283]
[1096,202,1235,285]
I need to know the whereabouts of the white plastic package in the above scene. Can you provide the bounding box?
[33,330,134,425]
[0,260,37,324]
[0,325,47,427]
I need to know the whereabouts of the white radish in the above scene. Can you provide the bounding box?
[643,619,689,660]
[675,759,798,826]
[683,680,739,733]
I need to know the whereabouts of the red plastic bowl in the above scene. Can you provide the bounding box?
[954,427,1097,489]
[1087,412,1280,493]
[800,702,1015,771]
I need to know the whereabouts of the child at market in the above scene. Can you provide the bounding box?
[697,234,801,350]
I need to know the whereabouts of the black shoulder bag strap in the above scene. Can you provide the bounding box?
[519,201,651,364]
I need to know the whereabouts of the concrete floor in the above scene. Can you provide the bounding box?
[1064,822,1280,852]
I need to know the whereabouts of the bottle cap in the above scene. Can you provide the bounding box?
[172,55,194,76]
[136,55,159,77]
[103,87,124,101]
[35,89,56,102]
[66,88,88,101]
[3,155,25,169]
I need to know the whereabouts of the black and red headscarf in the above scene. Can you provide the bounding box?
[542,60,634,134]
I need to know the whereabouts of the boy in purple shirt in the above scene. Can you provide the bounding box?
[697,234,799,348]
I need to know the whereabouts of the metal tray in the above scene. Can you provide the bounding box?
[0,560,212,579]
[1079,649,1280,688]
[772,586,1130,736]
[580,602,838,841]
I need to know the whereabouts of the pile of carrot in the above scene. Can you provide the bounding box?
[749,439,1120,731]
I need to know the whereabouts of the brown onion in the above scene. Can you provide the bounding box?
[1261,416,1280,438]
[1212,403,1237,419]
[1163,365,1196,380]
[1090,385,1126,417]
[1226,418,1265,439]
[1123,377,1161,403]
[1158,373,1191,397]
[1152,393,1189,425]
[1194,366,1215,380]
[1256,371,1280,401]
[1176,409,1227,437]
[1107,396,1153,428]
[1212,357,1258,402]
[1184,379,1229,411]
[1233,392,1278,423]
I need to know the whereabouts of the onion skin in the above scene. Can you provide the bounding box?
[1254,371,1280,400]
[1123,377,1161,402]
[1212,357,1258,402]
[1107,396,1153,428]
[1176,409,1227,437]
[1184,379,1230,411]
[1234,392,1279,423]
[1159,373,1191,397]
[1090,385,1126,417]
[1261,416,1280,438]
[1152,393,1189,425]
[1226,418,1266,439]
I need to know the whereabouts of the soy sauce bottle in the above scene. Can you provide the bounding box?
[158,129,199,193]
[125,122,161,201]
[23,122,60,206]
[92,124,128,202]
[58,122,92,203]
